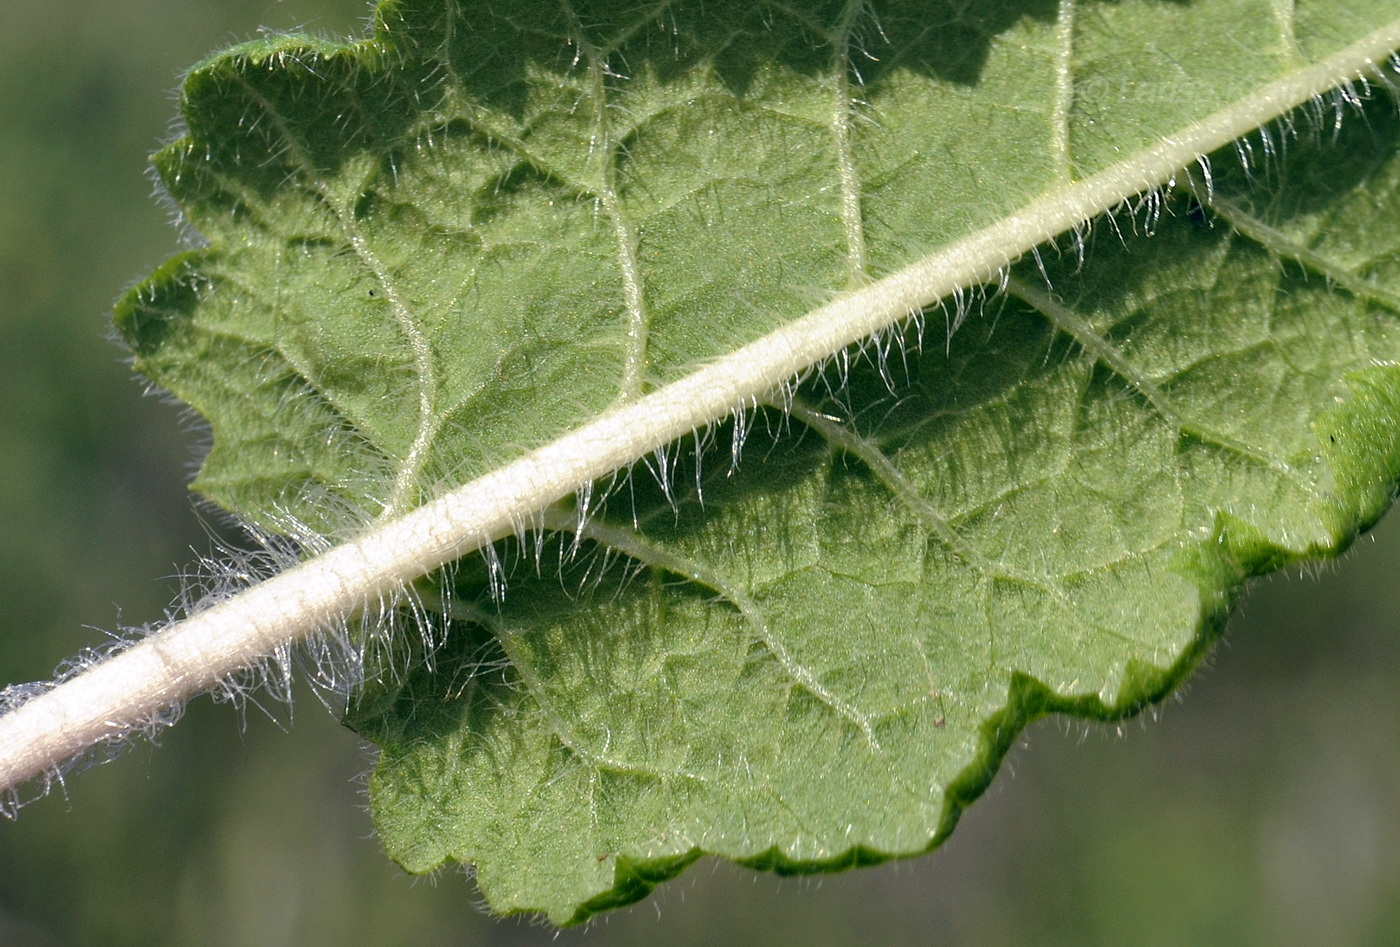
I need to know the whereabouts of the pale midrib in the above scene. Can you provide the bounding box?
[2,20,1399,794]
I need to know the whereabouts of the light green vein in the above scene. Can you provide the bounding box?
[1005,273,1302,480]
[537,509,879,744]
[831,0,871,283]
[422,587,714,784]
[1184,178,1400,315]
[561,0,668,402]
[1051,0,1077,186]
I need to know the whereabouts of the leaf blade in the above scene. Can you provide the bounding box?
[94,0,1400,923]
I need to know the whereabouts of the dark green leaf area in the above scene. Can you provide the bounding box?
[349,100,1400,920]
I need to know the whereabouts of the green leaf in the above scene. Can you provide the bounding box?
[114,0,1400,924]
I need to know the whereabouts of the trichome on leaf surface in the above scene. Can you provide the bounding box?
[4,0,1400,925]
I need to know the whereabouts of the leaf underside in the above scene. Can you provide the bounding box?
[115,0,1400,923]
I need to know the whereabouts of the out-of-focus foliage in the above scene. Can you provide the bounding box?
[2,2,1399,944]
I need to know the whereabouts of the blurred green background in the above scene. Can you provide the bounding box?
[2,2,1399,944]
